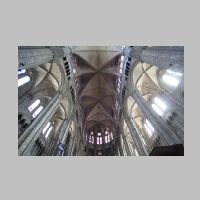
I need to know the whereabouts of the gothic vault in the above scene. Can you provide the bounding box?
[18,46,184,156]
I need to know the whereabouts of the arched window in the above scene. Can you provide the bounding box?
[103,130,113,144]
[99,137,102,144]
[32,106,43,118]
[89,132,94,144]
[28,99,41,112]
[18,76,30,87]
[166,69,183,77]
[43,122,51,134]
[162,74,180,87]
[97,137,100,144]
[161,69,183,88]
[42,122,53,139]
[110,132,113,140]
[107,134,110,143]
[105,135,108,143]
[45,126,53,139]
[96,132,103,145]
[144,119,154,137]
[152,97,167,117]
[27,98,43,119]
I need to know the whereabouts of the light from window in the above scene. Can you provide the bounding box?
[144,119,154,137]
[154,97,167,111]
[28,99,41,112]
[32,106,43,118]
[119,69,123,74]
[134,149,139,156]
[166,69,183,76]
[162,74,180,87]
[107,135,110,142]
[45,126,53,138]
[18,69,26,75]
[99,137,102,144]
[121,55,125,62]
[89,135,94,143]
[97,132,101,136]
[152,103,164,116]
[144,124,153,137]
[43,122,51,134]
[97,137,100,144]
[105,135,108,143]
[146,119,155,132]
[110,132,113,140]
[18,76,30,87]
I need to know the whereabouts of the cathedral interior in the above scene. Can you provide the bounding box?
[18,46,184,156]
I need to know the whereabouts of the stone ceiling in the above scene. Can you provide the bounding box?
[71,46,123,134]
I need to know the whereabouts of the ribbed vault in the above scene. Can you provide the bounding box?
[72,47,122,143]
